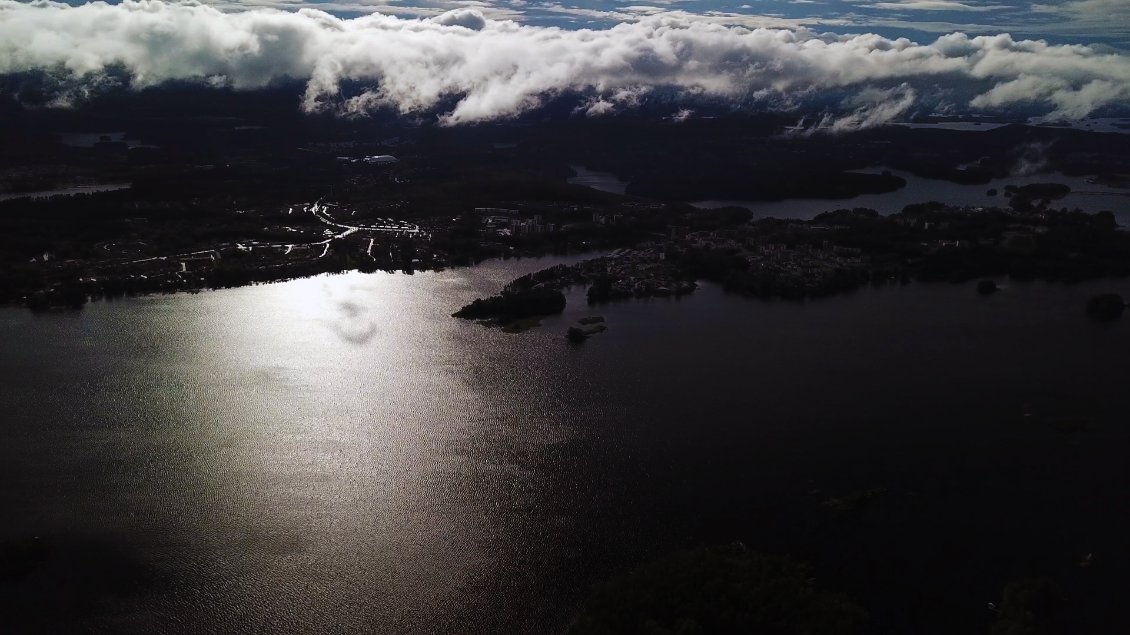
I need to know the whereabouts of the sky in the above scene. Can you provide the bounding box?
[178,0,1130,47]
[2,0,1129,128]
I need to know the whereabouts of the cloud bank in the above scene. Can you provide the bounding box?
[1,0,1128,125]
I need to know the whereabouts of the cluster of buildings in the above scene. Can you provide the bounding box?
[743,242,864,286]
[576,245,696,299]
[477,208,559,236]
[336,155,399,165]
[592,212,624,226]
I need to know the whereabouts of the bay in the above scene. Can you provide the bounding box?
[2,257,1129,634]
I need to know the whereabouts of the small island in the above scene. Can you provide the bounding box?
[567,316,607,342]
[453,287,567,324]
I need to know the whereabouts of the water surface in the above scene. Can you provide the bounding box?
[58,132,158,149]
[567,166,627,195]
[0,183,132,202]
[692,169,1130,221]
[3,260,1130,634]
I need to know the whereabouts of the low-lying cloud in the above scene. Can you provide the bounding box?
[794,83,918,135]
[1,0,1128,126]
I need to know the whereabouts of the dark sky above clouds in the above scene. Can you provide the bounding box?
[2,0,1128,126]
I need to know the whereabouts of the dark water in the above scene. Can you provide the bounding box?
[57,132,158,149]
[693,170,1130,221]
[3,258,1130,634]
[567,165,627,195]
[0,183,132,202]
[564,164,1130,223]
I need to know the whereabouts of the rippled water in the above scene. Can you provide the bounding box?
[3,258,1130,634]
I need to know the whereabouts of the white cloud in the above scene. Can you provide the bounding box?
[576,85,650,115]
[864,0,1130,40]
[798,83,918,134]
[1031,0,1130,37]
[430,6,488,28]
[862,0,1007,11]
[669,107,694,121]
[1033,0,1130,21]
[1,0,1128,125]
[971,74,1130,119]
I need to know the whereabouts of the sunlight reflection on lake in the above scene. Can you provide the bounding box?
[3,257,1130,633]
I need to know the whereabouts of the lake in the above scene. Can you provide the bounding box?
[895,122,1008,132]
[0,183,132,202]
[566,164,1130,223]
[692,169,1130,221]
[567,165,627,195]
[894,119,1130,135]
[58,132,158,149]
[2,257,1130,634]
